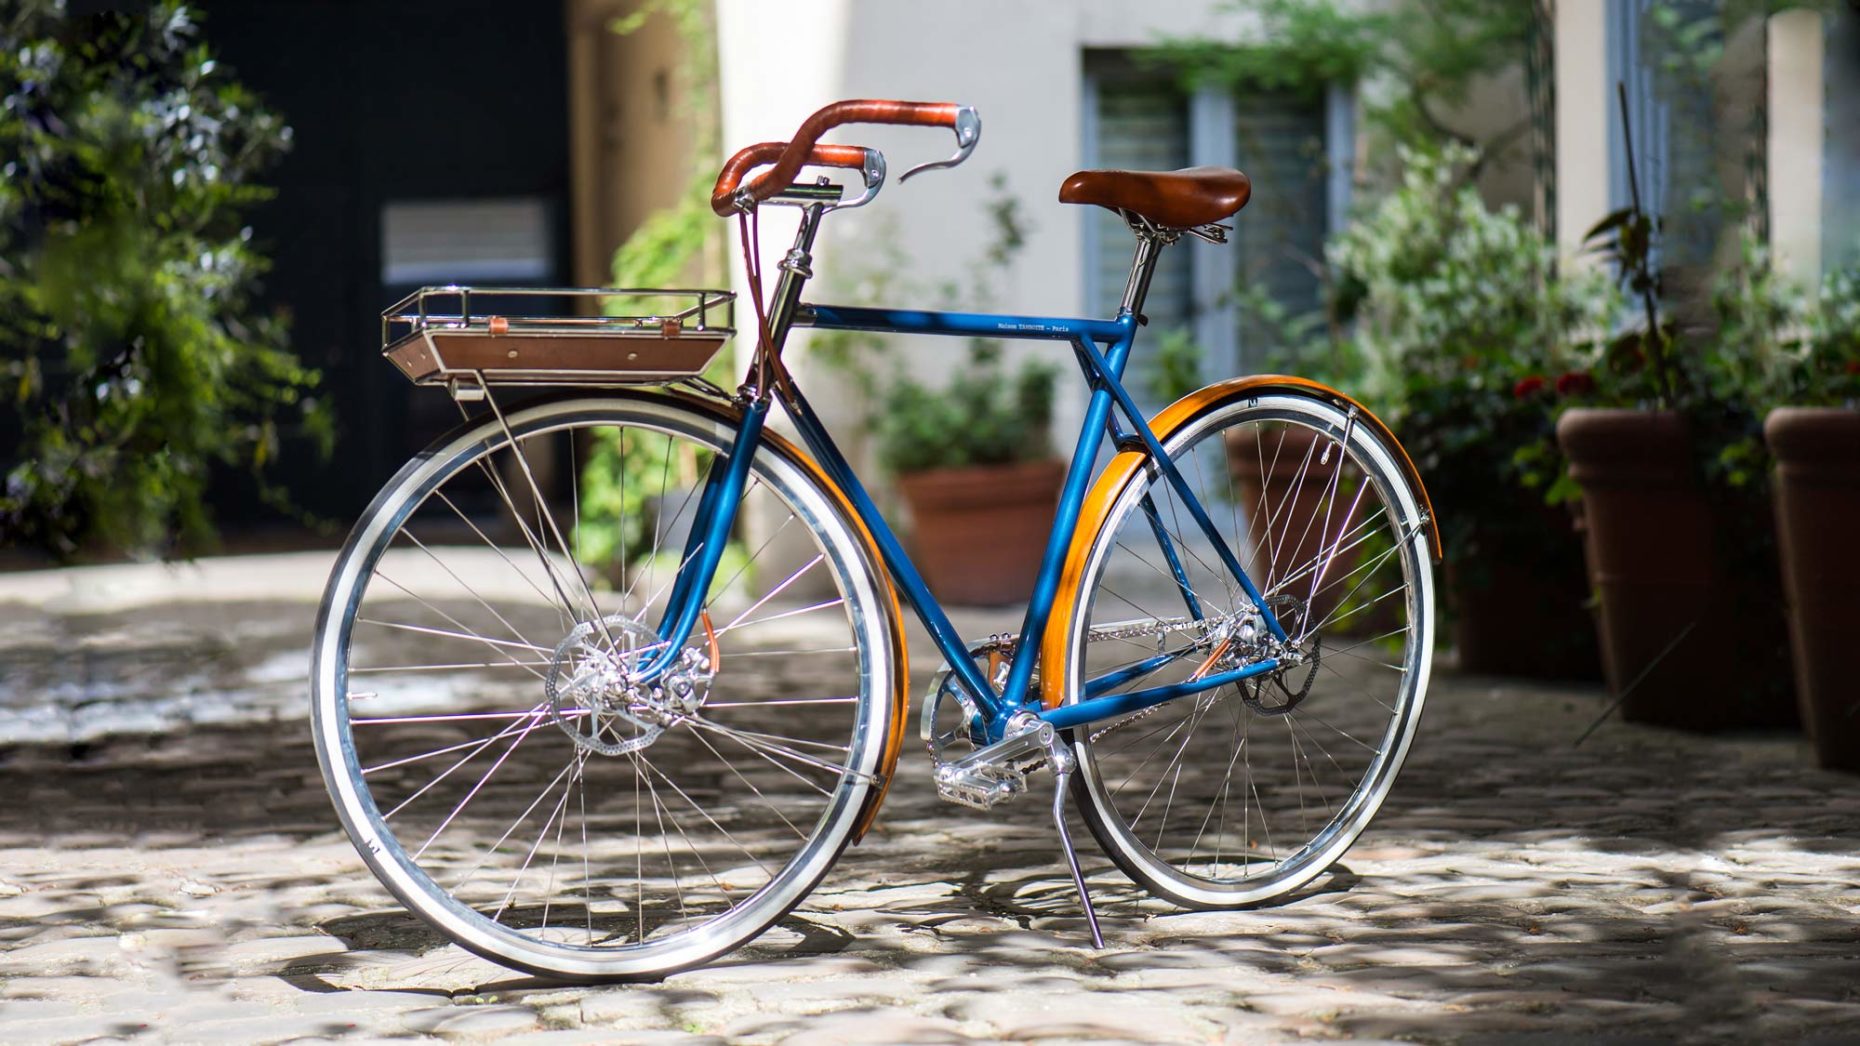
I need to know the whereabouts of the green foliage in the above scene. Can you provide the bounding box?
[1161,0,1534,147]
[0,0,325,559]
[874,345,1056,474]
[817,173,1059,475]
[1706,235,1860,413]
[1329,146,1618,407]
[605,0,721,298]
[574,425,713,579]
[1324,146,1619,572]
[579,0,722,574]
[1147,328,1204,405]
[1696,235,1860,488]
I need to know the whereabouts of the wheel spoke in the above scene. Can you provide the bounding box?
[1066,400,1430,907]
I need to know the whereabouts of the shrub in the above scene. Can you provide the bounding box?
[1324,146,1619,574]
[0,1,326,559]
[873,344,1056,474]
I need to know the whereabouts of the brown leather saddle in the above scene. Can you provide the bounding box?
[1058,166,1252,229]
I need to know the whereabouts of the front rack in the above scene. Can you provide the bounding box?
[381,286,735,392]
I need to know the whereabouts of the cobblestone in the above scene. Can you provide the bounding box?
[1,556,1858,1042]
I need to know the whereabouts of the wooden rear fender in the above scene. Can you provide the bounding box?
[654,390,910,843]
[1037,376,1441,711]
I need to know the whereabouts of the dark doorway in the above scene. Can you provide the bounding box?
[198,0,572,524]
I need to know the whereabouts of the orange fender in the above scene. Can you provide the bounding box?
[1037,376,1440,710]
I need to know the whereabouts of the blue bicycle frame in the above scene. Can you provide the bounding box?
[641,199,1287,742]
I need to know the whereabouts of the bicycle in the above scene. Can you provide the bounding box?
[311,98,1441,980]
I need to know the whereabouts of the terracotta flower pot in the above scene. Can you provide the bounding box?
[897,459,1064,606]
[1448,526,1602,681]
[1765,407,1860,771]
[1557,408,1794,731]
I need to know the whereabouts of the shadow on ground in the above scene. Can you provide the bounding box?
[1,604,1857,1042]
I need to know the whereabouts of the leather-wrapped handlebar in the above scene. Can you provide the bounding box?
[712,141,875,212]
[710,99,966,215]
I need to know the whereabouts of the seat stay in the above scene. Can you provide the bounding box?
[1070,335,1288,644]
[1137,491,1206,621]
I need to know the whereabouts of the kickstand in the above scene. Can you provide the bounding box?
[1051,765,1105,949]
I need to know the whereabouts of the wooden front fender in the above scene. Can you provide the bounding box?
[1037,376,1441,711]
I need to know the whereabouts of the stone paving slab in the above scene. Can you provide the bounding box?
[1,558,1858,1043]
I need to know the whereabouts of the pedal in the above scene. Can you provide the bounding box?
[932,714,1055,810]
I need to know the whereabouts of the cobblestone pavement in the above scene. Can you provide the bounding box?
[2,556,1858,1044]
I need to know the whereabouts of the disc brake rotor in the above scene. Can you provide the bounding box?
[545,614,666,756]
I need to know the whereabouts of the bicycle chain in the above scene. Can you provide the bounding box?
[1081,616,1222,744]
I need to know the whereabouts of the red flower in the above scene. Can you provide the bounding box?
[1555,370,1596,397]
[1512,375,1547,399]
[1845,360,1860,375]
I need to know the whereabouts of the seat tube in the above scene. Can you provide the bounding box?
[999,318,1138,719]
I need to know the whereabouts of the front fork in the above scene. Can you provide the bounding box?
[635,396,769,683]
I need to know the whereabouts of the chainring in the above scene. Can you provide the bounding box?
[921,639,1015,764]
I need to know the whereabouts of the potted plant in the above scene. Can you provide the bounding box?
[1554,94,1793,730]
[876,344,1062,605]
[1318,146,1613,675]
[805,176,1065,605]
[1716,257,1860,766]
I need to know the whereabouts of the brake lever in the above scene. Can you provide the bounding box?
[900,106,982,182]
[835,147,888,209]
[765,147,889,211]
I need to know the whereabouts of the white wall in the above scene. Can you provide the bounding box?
[1769,8,1826,284]
[716,0,1246,446]
[1554,0,1610,262]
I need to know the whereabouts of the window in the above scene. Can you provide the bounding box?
[1607,0,1758,308]
[1082,56,1196,411]
[381,197,556,286]
[1082,52,1349,402]
[1232,90,1332,359]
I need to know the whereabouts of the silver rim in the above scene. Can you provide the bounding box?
[311,395,894,978]
[1064,392,1434,909]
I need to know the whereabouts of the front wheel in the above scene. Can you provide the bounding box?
[1059,390,1434,909]
[310,394,899,979]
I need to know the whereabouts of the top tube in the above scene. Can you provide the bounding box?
[799,304,1130,345]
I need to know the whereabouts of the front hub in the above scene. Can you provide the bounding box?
[544,614,714,756]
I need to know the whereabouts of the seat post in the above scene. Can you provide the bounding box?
[1118,229,1165,321]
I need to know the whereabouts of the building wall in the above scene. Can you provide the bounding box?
[569,0,709,287]
[1554,1,1611,261]
[716,1,1247,442]
[1769,8,1824,283]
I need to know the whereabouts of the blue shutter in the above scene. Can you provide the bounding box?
[1085,62,1194,410]
[1232,93,1329,366]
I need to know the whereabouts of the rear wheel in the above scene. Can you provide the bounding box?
[1060,390,1434,908]
[311,394,897,979]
